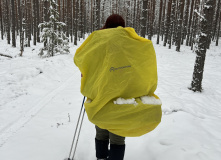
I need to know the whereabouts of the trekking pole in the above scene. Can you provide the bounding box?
[67,96,86,160]
[71,109,85,160]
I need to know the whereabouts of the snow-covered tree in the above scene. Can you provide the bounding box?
[39,0,69,57]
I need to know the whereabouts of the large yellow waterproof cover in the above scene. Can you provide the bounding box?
[74,27,162,137]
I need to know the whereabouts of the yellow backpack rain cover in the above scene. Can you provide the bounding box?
[74,27,162,137]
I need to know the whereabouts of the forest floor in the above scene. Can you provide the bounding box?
[0,36,221,160]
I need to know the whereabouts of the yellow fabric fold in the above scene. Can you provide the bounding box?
[74,27,162,137]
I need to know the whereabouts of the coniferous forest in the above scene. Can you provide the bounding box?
[1,1,221,159]
[0,0,221,91]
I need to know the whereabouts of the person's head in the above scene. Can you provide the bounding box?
[102,14,125,29]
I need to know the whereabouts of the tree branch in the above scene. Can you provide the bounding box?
[0,53,13,58]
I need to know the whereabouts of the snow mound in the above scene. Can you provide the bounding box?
[114,98,137,105]
[113,96,162,105]
[140,96,162,105]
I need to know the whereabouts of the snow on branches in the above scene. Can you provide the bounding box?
[38,0,69,57]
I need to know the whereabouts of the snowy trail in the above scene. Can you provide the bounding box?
[0,74,77,147]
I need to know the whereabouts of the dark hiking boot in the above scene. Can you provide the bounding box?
[95,138,109,160]
[108,144,125,160]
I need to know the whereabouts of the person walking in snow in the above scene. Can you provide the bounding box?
[74,14,162,160]
[94,14,126,160]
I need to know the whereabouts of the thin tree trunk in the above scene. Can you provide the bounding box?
[161,0,166,41]
[141,0,148,38]
[168,0,176,49]
[176,0,184,52]
[133,0,136,29]
[186,0,195,46]
[215,9,221,46]
[33,0,37,45]
[94,0,100,30]
[182,0,190,44]
[164,0,172,46]
[36,0,40,42]
[5,0,10,44]
[0,0,4,40]
[212,0,221,40]
[74,0,79,45]
[43,0,49,47]
[157,0,163,44]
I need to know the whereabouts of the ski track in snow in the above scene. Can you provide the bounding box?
[0,73,77,147]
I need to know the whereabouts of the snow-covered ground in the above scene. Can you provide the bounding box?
[0,36,221,160]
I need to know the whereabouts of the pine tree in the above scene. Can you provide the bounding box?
[141,0,148,38]
[182,0,190,44]
[215,9,221,46]
[74,0,79,45]
[168,0,176,49]
[164,0,172,46]
[39,0,69,57]
[175,0,184,52]
[33,0,37,45]
[186,0,195,46]
[0,0,4,40]
[190,0,213,92]
[94,0,100,30]
[5,0,10,44]
[156,0,163,44]
[212,0,221,40]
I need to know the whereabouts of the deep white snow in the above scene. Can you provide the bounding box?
[0,36,221,160]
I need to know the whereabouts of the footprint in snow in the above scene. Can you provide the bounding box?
[159,139,173,146]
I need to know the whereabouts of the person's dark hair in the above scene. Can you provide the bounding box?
[102,14,125,29]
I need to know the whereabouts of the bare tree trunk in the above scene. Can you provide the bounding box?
[0,0,4,40]
[36,0,40,42]
[215,9,221,46]
[168,0,176,49]
[43,0,49,47]
[156,0,163,44]
[70,0,73,42]
[186,0,195,46]
[95,0,100,30]
[126,1,131,27]
[181,0,190,44]
[161,0,166,41]
[176,0,184,52]
[141,0,148,38]
[18,0,25,56]
[148,0,154,40]
[164,0,172,46]
[33,0,37,45]
[206,0,215,49]
[133,0,136,29]
[212,0,221,40]
[190,0,200,50]
[5,0,10,44]
[190,0,213,92]
[74,0,79,45]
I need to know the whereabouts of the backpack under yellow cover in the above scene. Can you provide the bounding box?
[74,27,162,137]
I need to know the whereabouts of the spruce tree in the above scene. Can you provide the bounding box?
[39,0,69,57]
